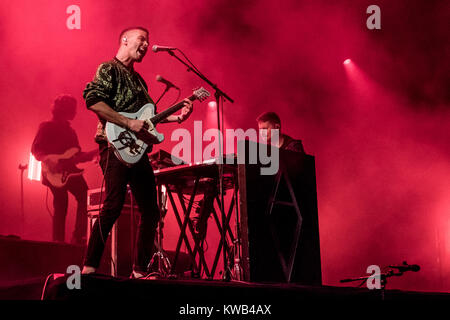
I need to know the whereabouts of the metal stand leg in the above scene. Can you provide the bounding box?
[147,220,172,278]
[231,174,243,281]
[147,185,172,278]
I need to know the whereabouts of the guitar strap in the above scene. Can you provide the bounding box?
[136,76,155,155]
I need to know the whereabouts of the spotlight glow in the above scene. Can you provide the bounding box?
[27,153,41,181]
[208,101,217,109]
[343,59,351,65]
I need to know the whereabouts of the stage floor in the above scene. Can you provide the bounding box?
[43,273,450,302]
[0,273,449,318]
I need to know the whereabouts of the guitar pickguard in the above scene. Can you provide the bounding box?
[105,103,164,165]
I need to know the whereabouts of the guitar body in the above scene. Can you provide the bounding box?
[41,147,84,188]
[105,103,165,165]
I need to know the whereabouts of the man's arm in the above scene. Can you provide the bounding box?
[32,122,69,161]
[31,124,48,161]
[88,101,146,132]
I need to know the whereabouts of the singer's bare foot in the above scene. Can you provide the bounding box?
[82,266,96,274]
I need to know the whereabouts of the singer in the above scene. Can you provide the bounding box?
[82,26,193,278]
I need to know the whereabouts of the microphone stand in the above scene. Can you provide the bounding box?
[165,49,234,281]
[19,164,28,237]
[340,267,412,301]
[155,86,171,105]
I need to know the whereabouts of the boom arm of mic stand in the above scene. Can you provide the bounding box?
[340,270,404,286]
[166,50,234,103]
[340,276,372,283]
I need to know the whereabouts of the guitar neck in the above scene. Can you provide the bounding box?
[151,94,197,124]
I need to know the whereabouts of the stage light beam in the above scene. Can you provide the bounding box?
[27,153,41,181]
[208,101,217,109]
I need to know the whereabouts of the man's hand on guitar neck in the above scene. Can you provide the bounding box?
[179,98,193,122]
[164,98,193,123]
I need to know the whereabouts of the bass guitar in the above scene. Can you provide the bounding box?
[41,148,98,187]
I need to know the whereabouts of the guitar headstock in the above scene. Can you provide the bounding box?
[193,87,211,102]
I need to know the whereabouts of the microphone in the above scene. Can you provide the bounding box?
[388,262,420,273]
[156,75,180,90]
[152,45,176,52]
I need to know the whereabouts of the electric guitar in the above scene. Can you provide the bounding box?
[105,87,210,165]
[41,148,98,188]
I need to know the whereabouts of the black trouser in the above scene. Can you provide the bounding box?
[47,175,88,244]
[83,146,160,273]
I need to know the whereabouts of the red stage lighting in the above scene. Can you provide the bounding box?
[208,101,217,109]
[343,59,351,65]
[28,153,41,181]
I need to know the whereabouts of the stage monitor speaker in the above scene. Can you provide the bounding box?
[88,208,139,277]
[238,140,322,285]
